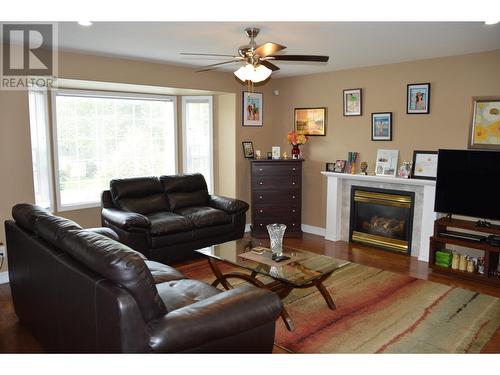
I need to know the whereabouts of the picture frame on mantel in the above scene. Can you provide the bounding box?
[242,91,263,127]
[411,150,438,180]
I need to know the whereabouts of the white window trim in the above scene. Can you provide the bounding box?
[51,88,178,212]
[181,96,214,193]
[28,88,55,212]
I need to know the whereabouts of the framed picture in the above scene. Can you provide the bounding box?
[468,96,500,150]
[407,83,430,114]
[272,146,281,160]
[375,149,399,177]
[333,160,347,173]
[294,107,326,136]
[242,92,263,127]
[371,112,392,141]
[412,150,438,180]
[343,88,362,116]
[325,162,335,172]
[242,141,254,159]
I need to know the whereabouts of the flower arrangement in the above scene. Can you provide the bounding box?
[287,131,308,145]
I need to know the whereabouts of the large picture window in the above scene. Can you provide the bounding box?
[52,90,177,211]
[182,96,213,192]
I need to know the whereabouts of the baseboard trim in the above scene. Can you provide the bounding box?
[301,224,326,237]
[0,271,9,285]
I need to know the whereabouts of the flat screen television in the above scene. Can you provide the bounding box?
[434,149,500,221]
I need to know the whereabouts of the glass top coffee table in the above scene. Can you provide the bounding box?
[196,238,350,331]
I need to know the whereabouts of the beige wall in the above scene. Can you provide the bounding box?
[1,47,499,269]
[266,49,500,228]
[0,49,274,250]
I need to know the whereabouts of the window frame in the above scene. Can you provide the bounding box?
[181,96,214,193]
[51,88,178,212]
[28,88,55,212]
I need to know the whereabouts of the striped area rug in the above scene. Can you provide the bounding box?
[178,260,500,353]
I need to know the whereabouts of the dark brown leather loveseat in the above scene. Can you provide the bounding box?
[101,174,249,263]
[5,204,282,353]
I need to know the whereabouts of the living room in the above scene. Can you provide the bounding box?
[1,1,500,372]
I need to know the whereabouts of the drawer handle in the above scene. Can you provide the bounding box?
[292,209,296,213]
[259,168,263,171]
[292,223,296,226]
[259,209,263,213]
[292,181,296,185]
[292,195,296,199]
[292,168,296,171]
[259,223,263,227]
[259,195,263,199]
[259,182,263,185]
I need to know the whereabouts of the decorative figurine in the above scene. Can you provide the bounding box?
[360,161,368,175]
[282,152,288,159]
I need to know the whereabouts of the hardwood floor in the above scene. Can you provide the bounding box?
[0,233,498,353]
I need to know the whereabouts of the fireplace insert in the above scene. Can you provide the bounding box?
[349,186,415,254]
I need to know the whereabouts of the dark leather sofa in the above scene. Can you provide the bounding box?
[5,204,282,353]
[101,174,249,263]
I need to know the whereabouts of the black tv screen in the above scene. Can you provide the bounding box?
[434,149,500,221]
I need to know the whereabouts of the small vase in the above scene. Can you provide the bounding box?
[267,223,287,255]
[291,144,300,159]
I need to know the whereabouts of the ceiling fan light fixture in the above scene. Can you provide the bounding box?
[234,63,272,83]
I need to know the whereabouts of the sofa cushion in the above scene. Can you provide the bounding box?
[12,203,51,233]
[161,174,209,210]
[156,279,221,312]
[175,206,231,228]
[110,177,169,214]
[168,191,209,211]
[146,211,194,235]
[145,260,185,284]
[58,229,167,322]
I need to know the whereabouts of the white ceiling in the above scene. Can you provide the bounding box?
[30,22,500,77]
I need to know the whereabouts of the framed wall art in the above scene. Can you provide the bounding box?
[333,160,347,173]
[343,88,362,116]
[242,92,263,127]
[242,141,255,158]
[407,83,430,114]
[294,107,326,136]
[468,96,500,150]
[411,150,438,180]
[325,162,335,172]
[371,112,392,141]
[375,149,399,177]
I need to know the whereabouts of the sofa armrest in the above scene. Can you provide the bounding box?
[208,195,249,214]
[101,190,114,209]
[101,208,151,231]
[147,285,282,353]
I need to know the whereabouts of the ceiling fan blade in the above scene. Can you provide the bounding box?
[196,60,240,72]
[267,55,329,62]
[181,52,239,58]
[254,42,286,57]
[260,60,280,71]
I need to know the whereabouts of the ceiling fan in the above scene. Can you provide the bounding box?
[181,27,329,83]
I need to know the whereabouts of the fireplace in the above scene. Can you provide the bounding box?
[349,186,415,254]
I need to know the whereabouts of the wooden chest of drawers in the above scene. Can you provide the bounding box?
[250,159,304,238]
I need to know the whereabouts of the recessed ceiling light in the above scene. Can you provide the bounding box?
[484,20,499,25]
[78,21,93,27]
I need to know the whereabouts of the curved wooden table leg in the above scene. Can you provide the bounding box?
[314,279,336,310]
[207,258,233,290]
[280,307,295,331]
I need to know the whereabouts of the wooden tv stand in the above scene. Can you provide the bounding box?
[429,217,500,287]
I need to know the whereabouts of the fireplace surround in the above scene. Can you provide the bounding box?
[349,186,415,254]
[321,172,437,261]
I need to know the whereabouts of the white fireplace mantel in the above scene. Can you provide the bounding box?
[321,172,437,262]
